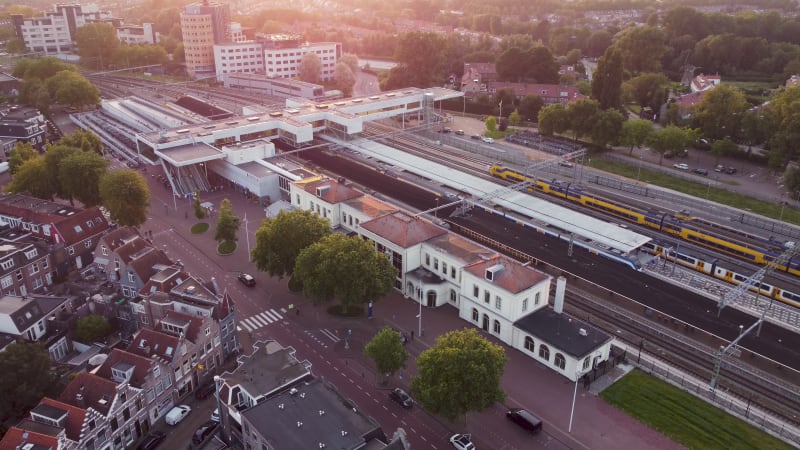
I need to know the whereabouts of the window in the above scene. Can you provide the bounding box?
[495,296,501,310]
[146,389,155,403]
[29,263,39,275]
[1,276,11,288]
[425,253,430,265]
[451,267,456,279]
[582,357,591,370]
[493,320,500,334]
[473,285,479,298]
[484,291,490,304]
[539,344,550,361]
[0,260,13,270]
[433,258,438,270]
[449,289,457,303]
[471,308,479,322]
[442,261,447,274]
[522,298,528,312]
[128,272,135,283]
[524,336,534,352]
[205,326,211,336]
[101,245,108,256]
[554,353,566,370]
[67,247,74,255]
[535,292,540,305]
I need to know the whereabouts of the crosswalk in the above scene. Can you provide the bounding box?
[238,308,284,332]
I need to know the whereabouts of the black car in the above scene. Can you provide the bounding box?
[192,421,218,444]
[389,388,413,408]
[238,272,256,287]
[506,408,543,434]
[136,431,166,450]
[693,168,709,176]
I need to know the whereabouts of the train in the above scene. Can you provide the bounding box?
[643,241,800,309]
[489,164,800,277]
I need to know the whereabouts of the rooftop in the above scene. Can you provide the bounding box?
[220,340,312,403]
[514,308,613,358]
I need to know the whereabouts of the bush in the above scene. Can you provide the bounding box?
[218,240,236,255]
[191,223,209,234]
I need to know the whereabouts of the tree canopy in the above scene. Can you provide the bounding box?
[75,314,112,342]
[410,328,506,421]
[591,46,623,111]
[251,209,331,279]
[0,342,60,421]
[99,170,151,227]
[74,23,120,69]
[364,327,409,380]
[647,125,696,164]
[621,119,655,155]
[214,199,240,243]
[58,151,109,206]
[298,53,322,84]
[692,84,749,141]
[7,142,37,175]
[294,233,395,313]
[537,103,568,136]
[59,130,103,154]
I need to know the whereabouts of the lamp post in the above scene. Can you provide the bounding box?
[434,197,439,218]
[498,100,503,119]
[415,282,423,337]
[568,367,588,433]
[244,213,251,259]
[213,375,228,444]
[636,156,643,182]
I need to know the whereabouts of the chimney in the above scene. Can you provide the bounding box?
[553,276,566,314]
[75,385,86,407]
[210,277,221,295]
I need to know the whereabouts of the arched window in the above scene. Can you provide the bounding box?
[524,336,535,352]
[539,344,550,361]
[472,308,479,322]
[493,320,500,334]
[582,357,591,371]
[449,289,457,303]
[554,353,566,370]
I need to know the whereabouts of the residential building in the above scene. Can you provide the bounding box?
[463,79,585,105]
[222,72,325,100]
[262,36,341,81]
[0,230,55,296]
[239,378,386,450]
[0,193,110,276]
[0,73,21,98]
[460,62,498,89]
[180,0,231,78]
[10,4,114,55]
[690,73,721,93]
[0,294,73,361]
[116,23,159,45]
[0,105,47,154]
[95,348,176,426]
[93,227,170,299]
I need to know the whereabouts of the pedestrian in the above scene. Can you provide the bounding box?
[410,330,414,341]
[296,308,300,316]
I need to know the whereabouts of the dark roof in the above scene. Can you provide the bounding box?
[128,328,181,363]
[128,248,172,281]
[514,308,613,358]
[241,378,382,449]
[39,397,87,441]
[58,372,118,416]
[0,295,45,334]
[0,194,109,245]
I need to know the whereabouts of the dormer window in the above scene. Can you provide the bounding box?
[111,362,135,383]
[485,264,503,282]
[24,249,38,259]
[74,225,83,233]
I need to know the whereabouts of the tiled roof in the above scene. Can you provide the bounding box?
[59,372,118,417]
[0,427,59,450]
[301,179,364,203]
[360,211,448,248]
[95,348,153,388]
[487,82,584,101]
[163,309,203,342]
[40,397,87,442]
[128,248,173,281]
[423,232,494,264]
[50,207,109,245]
[102,227,145,257]
[128,328,181,363]
[0,194,109,245]
[463,254,549,294]
[343,196,396,219]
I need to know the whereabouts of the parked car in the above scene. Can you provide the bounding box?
[389,388,413,408]
[165,405,192,425]
[715,164,725,172]
[238,272,256,287]
[470,134,481,140]
[559,161,574,167]
[192,421,218,444]
[725,167,737,174]
[693,168,709,176]
[506,408,543,434]
[455,130,465,135]
[449,433,476,450]
[482,137,495,144]
[136,431,166,450]
[673,163,689,170]
[195,381,217,400]
[210,408,220,423]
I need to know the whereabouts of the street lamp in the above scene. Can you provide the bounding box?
[213,375,228,444]
[415,281,423,337]
[434,196,439,218]
[568,366,589,433]
[636,156,643,182]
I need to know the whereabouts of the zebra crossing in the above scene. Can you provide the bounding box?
[238,308,284,332]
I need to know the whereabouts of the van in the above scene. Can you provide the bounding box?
[165,405,191,425]
[506,408,543,434]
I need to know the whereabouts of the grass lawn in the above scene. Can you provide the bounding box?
[191,223,209,234]
[218,240,236,255]
[586,158,800,225]
[601,370,793,450]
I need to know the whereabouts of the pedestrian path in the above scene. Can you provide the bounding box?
[237,308,284,332]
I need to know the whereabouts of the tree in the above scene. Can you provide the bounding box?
[5,157,53,199]
[0,342,59,421]
[59,151,109,206]
[484,116,497,133]
[45,70,100,110]
[364,327,409,383]
[334,62,356,97]
[613,26,667,75]
[508,109,522,126]
[519,95,544,122]
[298,53,322,84]
[192,190,205,219]
[591,109,625,149]
[294,233,395,314]
[623,73,670,113]
[59,130,103,154]
[692,85,749,141]
[496,47,528,82]
[99,169,150,227]
[410,329,506,421]
[75,314,111,342]
[591,47,623,110]
[340,53,359,75]
[565,49,582,65]
[537,103,568,136]
[8,142,38,175]
[251,209,331,279]
[784,167,800,198]
[711,138,739,163]
[566,98,600,141]
[647,125,694,165]
[526,46,559,84]
[738,110,767,156]
[621,119,655,155]
[74,23,119,69]
[586,30,613,57]
[214,198,240,243]
[43,144,80,200]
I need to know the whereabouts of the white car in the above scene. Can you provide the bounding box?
[672,163,689,170]
[450,433,475,450]
[482,137,495,144]
[165,405,192,425]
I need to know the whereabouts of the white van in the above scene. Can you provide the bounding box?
[165,405,191,425]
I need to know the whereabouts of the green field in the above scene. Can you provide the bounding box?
[601,370,794,450]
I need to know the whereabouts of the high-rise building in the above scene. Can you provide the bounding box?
[181,0,231,79]
[11,4,114,55]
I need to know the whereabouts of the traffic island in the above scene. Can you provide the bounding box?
[191,222,209,234]
[217,240,236,255]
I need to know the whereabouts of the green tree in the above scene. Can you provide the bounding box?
[623,73,670,113]
[526,46,559,84]
[591,46,623,110]
[43,144,80,200]
[7,142,38,175]
[5,157,53,199]
[784,167,800,198]
[340,53,360,75]
[364,327,409,383]
[519,95,544,122]
[75,314,111,342]
[13,57,73,81]
[0,342,59,421]
[565,49,582,65]
[591,109,625,149]
[214,198,240,243]
[99,169,150,227]
[45,71,100,110]
[566,98,600,141]
[334,62,356,97]
[59,130,103,154]
[692,85,749,141]
[294,234,395,314]
[298,53,322,84]
[738,110,767,156]
[410,329,506,421]
[193,191,205,219]
[484,116,497,133]
[496,47,528,82]
[393,31,446,88]
[613,26,667,75]
[621,119,655,155]
[74,23,120,69]
[586,30,613,57]
[647,125,694,165]
[710,138,739,164]
[508,109,522,126]
[537,103,568,136]
[59,151,109,206]
[251,209,331,279]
